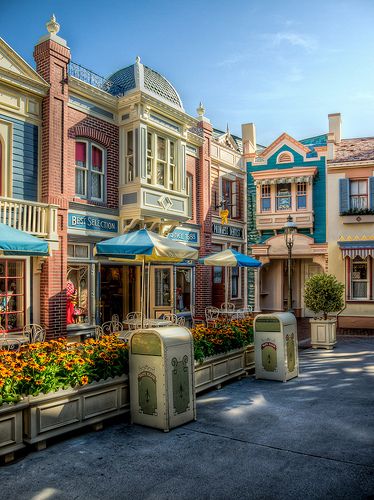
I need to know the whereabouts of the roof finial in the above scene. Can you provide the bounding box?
[135,55,141,64]
[197,101,205,118]
[226,123,230,134]
[46,14,60,35]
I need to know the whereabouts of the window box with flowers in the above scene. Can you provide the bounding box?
[0,336,129,459]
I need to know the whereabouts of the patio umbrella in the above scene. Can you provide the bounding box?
[199,249,261,307]
[0,223,49,256]
[95,229,198,327]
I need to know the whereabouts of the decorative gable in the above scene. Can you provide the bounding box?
[258,133,310,163]
[0,38,49,96]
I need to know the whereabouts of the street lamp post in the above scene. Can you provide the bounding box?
[283,215,297,312]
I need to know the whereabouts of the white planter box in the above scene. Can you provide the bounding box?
[310,319,337,349]
[194,345,254,394]
[0,400,28,463]
[23,375,130,448]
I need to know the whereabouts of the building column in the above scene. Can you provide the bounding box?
[254,269,261,312]
[34,16,71,338]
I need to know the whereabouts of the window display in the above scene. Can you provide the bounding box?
[176,268,192,312]
[0,259,25,332]
[66,265,89,324]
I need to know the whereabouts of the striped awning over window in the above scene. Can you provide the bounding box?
[253,175,313,186]
[338,241,374,258]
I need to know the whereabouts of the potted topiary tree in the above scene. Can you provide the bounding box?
[304,274,344,349]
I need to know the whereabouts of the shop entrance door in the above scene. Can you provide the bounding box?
[150,265,174,318]
[100,265,138,322]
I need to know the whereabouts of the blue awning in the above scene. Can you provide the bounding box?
[0,223,49,256]
[338,240,374,258]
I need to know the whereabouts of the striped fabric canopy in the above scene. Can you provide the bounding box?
[199,249,261,268]
[338,241,374,259]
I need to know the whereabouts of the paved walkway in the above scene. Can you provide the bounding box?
[2,337,374,500]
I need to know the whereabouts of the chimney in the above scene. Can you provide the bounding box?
[241,123,256,155]
[328,113,342,144]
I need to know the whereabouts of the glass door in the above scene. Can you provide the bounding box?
[150,266,174,318]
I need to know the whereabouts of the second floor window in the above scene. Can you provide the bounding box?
[276,183,291,210]
[75,141,105,202]
[187,174,193,218]
[261,184,271,212]
[147,132,177,190]
[297,182,307,210]
[222,178,240,219]
[350,180,368,210]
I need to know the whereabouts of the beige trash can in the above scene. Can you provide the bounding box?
[254,312,299,382]
[129,326,196,431]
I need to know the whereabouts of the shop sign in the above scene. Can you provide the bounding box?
[212,223,243,239]
[68,213,118,233]
[168,228,199,246]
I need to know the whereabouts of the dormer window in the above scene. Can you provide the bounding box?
[277,152,294,164]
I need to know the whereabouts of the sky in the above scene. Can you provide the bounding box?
[1,0,374,145]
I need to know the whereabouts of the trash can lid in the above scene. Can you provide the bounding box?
[130,326,192,351]
[254,312,296,327]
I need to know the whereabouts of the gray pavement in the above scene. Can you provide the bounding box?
[2,337,374,500]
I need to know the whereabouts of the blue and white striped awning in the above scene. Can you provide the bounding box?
[338,241,374,259]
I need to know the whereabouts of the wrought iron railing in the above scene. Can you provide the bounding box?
[68,61,123,95]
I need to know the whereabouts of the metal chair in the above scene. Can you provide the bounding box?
[111,314,120,323]
[0,338,21,351]
[162,313,178,324]
[125,312,142,330]
[176,316,186,326]
[221,302,235,311]
[205,307,220,326]
[23,324,46,343]
[101,320,124,335]
[94,325,104,340]
[190,305,204,327]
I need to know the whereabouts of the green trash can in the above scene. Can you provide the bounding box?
[129,326,196,431]
[254,312,299,382]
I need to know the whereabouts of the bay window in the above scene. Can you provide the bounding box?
[297,182,307,210]
[146,131,178,191]
[75,141,105,202]
[125,130,135,183]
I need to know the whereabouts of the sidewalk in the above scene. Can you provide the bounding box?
[2,337,374,500]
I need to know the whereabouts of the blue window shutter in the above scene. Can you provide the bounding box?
[339,178,350,213]
[369,177,374,210]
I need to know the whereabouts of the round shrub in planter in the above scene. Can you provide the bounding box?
[304,274,344,349]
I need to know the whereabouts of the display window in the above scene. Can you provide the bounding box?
[176,268,192,312]
[0,259,25,332]
[66,264,89,325]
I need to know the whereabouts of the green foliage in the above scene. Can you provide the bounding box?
[341,208,374,216]
[304,274,344,319]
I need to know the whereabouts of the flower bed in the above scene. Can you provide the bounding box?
[191,318,254,362]
[0,336,128,405]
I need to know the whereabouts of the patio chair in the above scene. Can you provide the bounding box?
[176,316,186,326]
[190,305,204,327]
[221,302,235,311]
[94,325,104,340]
[205,306,220,326]
[23,324,46,343]
[162,313,178,324]
[125,312,142,331]
[111,314,120,323]
[0,338,21,351]
[101,320,124,335]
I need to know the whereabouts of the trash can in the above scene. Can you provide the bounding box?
[254,312,299,382]
[129,326,196,431]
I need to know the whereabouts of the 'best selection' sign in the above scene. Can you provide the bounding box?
[68,213,118,233]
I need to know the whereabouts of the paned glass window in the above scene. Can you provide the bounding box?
[176,268,192,312]
[261,184,271,212]
[297,182,307,210]
[351,257,368,299]
[154,268,171,306]
[187,174,193,218]
[350,180,368,210]
[146,132,153,184]
[222,178,240,219]
[276,183,292,210]
[126,130,134,183]
[146,131,178,191]
[67,265,89,325]
[75,141,105,202]
[231,246,240,299]
[0,260,25,332]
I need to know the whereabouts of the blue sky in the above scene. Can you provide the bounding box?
[1,0,373,145]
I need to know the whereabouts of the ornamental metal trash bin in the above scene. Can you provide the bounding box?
[129,326,196,432]
[254,312,299,382]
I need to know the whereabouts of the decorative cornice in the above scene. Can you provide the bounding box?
[259,132,310,158]
[68,76,117,109]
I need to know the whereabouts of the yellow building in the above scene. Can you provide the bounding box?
[327,113,374,331]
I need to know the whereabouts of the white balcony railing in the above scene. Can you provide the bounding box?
[0,197,58,241]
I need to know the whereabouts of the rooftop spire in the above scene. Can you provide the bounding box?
[197,101,205,118]
[46,14,60,35]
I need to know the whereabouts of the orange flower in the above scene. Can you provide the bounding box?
[81,375,89,385]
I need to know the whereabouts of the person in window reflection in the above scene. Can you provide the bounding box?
[66,280,76,324]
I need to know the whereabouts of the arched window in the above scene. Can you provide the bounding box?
[277,152,294,164]
[75,140,105,202]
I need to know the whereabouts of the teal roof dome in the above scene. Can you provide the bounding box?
[107,57,183,110]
